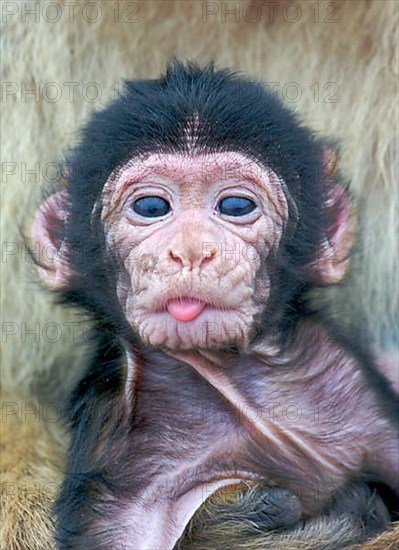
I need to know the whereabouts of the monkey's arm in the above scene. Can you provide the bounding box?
[1,411,393,550]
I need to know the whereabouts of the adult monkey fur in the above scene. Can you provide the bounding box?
[32,60,399,549]
[1,0,398,548]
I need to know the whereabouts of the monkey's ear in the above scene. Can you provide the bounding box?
[310,152,355,285]
[31,190,73,289]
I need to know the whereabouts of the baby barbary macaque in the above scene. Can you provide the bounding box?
[32,61,398,549]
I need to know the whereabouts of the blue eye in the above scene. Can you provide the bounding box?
[218,196,257,217]
[132,196,171,218]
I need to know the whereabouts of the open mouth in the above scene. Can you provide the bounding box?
[166,298,206,322]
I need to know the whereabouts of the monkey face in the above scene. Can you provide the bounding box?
[32,63,353,353]
[101,152,288,350]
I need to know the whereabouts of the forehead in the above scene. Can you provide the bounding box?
[103,151,278,194]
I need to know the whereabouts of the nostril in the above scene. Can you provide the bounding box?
[200,254,213,267]
[168,248,184,266]
[200,246,217,267]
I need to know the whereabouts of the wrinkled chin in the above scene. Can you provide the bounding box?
[132,310,250,350]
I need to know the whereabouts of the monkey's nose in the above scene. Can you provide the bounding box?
[167,243,216,270]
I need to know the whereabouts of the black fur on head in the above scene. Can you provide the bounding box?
[58,60,329,341]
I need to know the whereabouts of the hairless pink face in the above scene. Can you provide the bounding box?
[101,152,289,350]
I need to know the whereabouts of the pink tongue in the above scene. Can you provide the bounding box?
[167,299,205,322]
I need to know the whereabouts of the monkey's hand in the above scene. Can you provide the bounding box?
[177,482,392,550]
[202,484,302,530]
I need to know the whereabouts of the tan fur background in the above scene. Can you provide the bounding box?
[1,1,398,548]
